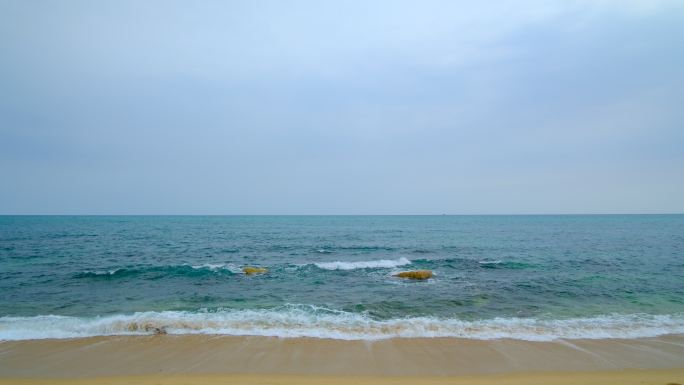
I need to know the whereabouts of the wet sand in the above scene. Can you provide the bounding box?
[0,369,683,385]
[1,334,683,383]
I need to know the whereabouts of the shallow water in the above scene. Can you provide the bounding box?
[1,215,683,340]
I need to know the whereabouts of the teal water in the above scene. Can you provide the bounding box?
[1,215,683,340]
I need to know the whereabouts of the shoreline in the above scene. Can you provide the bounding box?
[2,334,684,379]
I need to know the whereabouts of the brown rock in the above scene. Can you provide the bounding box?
[393,270,433,280]
[242,266,267,275]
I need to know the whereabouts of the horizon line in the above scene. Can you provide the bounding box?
[1,213,683,217]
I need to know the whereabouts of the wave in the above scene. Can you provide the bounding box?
[73,258,415,278]
[478,260,502,265]
[71,257,537,279]
[189,263,242,273]
[74,264,241,278]
[1,306,682,341]
[314,257,411,271]
[74,269,124,277]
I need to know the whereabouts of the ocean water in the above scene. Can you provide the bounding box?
[1,215,683,341]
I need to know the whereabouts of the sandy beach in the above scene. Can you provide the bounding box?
[1,334,683,384]
[1,369,683,385]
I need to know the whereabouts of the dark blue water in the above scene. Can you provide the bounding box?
[1,215,683,340]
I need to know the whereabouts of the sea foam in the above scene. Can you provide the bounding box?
[314,257,411,270]
[1,306,682,341]
[189,263,242,273]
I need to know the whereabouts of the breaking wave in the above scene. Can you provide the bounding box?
[1,306,682,341]
[314,257,412,271]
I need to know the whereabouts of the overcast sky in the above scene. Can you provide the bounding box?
[1,0,683,214]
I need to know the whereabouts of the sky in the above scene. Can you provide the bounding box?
[1,0,683,214]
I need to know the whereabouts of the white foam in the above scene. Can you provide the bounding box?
[1,307,683,341]
[76,268,129,276]
[189,263,242,273]
[315,257,411,270]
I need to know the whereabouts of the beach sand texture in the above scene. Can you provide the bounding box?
[1,334,683,384]
[1,369,683,385]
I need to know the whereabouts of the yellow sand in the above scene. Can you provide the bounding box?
[1,369,683,385]
[1,335,684,384]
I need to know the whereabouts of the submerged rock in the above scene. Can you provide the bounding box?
[242,266,267,275]
[394,270,433,280]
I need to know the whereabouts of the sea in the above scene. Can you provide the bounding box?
[1,215,683,341]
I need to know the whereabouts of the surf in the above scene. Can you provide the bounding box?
[2,307,682,341]
[314,257,412,271]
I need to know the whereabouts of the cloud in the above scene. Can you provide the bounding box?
[1,0,683,214]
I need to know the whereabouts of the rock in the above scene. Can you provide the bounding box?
[242,266,267,275]
[394,270,433,280]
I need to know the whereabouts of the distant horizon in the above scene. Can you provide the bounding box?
[1,212,682,216]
